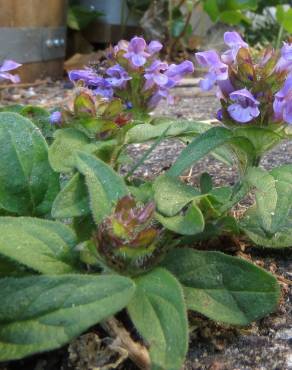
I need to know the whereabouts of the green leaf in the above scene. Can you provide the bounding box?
[125,120,212,144]
[153,174,201,216]
[0,274,135,361]
[20,105,54,141]
[128,181,154,203]
[127,268,188,370]
[0,256,31,277]
[219,10,248,25]
[67,5,102,30]
[276,5,292,33]
[0,217,78,274]
[246,165,292,234]
[233,127,283,157]
[240,207,292,248]
[0,112,59,216]
[52,173,90,218]
[163,248,280,325]
[200,172,213,194]
[48,128,97,173]
[155,203,205,235]
[73,214,96,243]
[168,126,234,176]
[75,152,128,224]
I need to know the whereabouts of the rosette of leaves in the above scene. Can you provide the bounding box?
[0,112,286,370]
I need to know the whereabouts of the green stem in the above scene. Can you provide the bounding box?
[121,0,127,37]
[125,126,170,180]
[275,25,284,50]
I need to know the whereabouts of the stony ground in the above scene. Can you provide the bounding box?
[0,81,291,370]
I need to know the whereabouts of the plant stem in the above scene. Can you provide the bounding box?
[121,0,127,37]
[125,126,170,180]
[103,317,151,370]
[275,25,284,50]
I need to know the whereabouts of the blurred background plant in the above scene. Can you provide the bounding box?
[242,1,292,48]
[66,0,292,64]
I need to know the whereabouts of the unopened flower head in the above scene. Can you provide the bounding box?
[195,31,292,126]
[95,195,166,274]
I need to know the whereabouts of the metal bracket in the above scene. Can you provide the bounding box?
[0,27,66,63]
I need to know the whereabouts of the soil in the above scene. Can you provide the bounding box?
[0,81,291,370]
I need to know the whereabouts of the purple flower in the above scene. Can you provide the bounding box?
[0,60,21,83]
[69,68,113,99]
[144,60,169,90]
[166,60,194,82]
[227,88,260,123]
[92,79,114,99]
[221,31,248,64]
[68,68,99,85]
[50,111,62,125]
[196,50,228,91]
[273,76,292,124]
[124,36,150,68]
[147,40,163,55]
[217,79,235,99]
[106,64,131,88]
[275,42,292,73]
[148,88,174,109]
[114,40,129,54]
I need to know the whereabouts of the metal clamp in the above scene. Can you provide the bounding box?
[0,27,66,63]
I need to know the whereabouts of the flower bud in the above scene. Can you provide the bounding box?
[94,196,166,275]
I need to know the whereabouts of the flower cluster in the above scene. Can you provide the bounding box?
[0,60,21,83]
[68,36,194,112]
[95,195,165,274]
[196,32,292,125]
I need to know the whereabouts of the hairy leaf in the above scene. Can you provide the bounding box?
[52,173,90,218]
[240,207,292,248]
[48,128,96,173]
[75,152,128,224]
[153,174,201,216]
[246,165,292,234]
[0,217,78,274]
[155,203,204,235]
[127,268,188,370]
[0,274,135,361]
[0,112,59,216]
[163,248,280,325]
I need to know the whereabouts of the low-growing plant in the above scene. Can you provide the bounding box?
[0,35,291,370]
[0,110,289,369]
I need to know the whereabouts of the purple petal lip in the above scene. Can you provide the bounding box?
[147,40,163,55]
[229,88,260,106]
[196,50,227,91]
[222,31,248,64]
[129,36,147,53]
[0,60,22,72]
[228,88,260,123]
[228,103,260,123]
[106,64,131,88]
[196,50,221,68]
[275,42,292,73]
[224,31,248,49]
[273,76,292,124]
[281,42,292,61]
[166,60,194,78]
[0,60,22,83]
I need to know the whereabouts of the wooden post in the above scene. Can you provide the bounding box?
[0,0,68,82]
